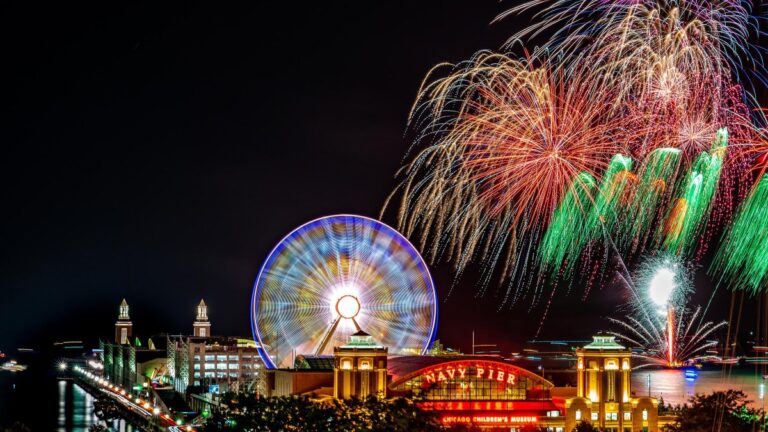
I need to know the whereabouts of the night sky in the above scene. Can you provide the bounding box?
[0,2,736,355]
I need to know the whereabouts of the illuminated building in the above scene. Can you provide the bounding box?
[166,299,264,395]
[333,330,388,399]
[267,334,664,432]
[569,335,659,432]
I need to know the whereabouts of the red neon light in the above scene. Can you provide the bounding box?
[420,361,517,386]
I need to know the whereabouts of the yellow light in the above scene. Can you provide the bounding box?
[589,390,598,402]
[335,295,361,319]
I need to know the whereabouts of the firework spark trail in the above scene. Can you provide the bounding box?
[711,174,768,294]
[383,0,768,305]
[622,148,682,256]
[660,129,727,255]
[609,307,727,368]
[610,254,728,367]
[502,1,766,99]
[384,52,623,301]
[607,254,727,367]
[538,172,598,280]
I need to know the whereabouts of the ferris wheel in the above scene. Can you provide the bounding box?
[251,214,438,369]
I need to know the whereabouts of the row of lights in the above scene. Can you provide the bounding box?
[66,362,195,432]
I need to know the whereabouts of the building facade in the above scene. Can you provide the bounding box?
[267,334,665,432]
[167,299,265,395]
[333,330,388,399]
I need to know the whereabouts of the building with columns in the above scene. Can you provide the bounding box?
[333,330,388,399]
[266,334,669,431]
[565,335,659,432]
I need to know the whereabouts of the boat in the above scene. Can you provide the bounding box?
[1,360,27,372]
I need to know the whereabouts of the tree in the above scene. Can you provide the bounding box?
[202,394,453,432]
[572,421,605,432]
[663,390,765,432]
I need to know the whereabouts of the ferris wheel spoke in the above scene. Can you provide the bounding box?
[252,215,438,368]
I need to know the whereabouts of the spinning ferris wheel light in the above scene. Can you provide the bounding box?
[251,214,438,369]
[335,295,360,319]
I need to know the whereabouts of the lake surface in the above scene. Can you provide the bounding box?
[2,360,766,429]
[0,367,137,431]
[631,367,767,408]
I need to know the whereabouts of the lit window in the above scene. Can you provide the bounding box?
[193,364,200,370]
[605,412,617,421]
[605,359,619,370]
[228,355,238,361]
[193,372,200,378]
[360,360,371,370]
[642,409,648,421]
[204,363,215,370]
[194,355,201,361]
[591,412,598,421]
[624,412,631,421]
[204,372,215,378]
[199,328,206,337]
[216,363,227,370]
[229,363,239,369]
[216,355,226,361]
[341,359,352,370]
[575,410,582,421]
[205,355,215,362]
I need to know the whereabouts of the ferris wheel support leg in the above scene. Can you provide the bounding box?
[315,317,342,355]
[352,318,362,332]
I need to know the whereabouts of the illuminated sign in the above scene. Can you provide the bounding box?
[418,401,552,411]
[441,414,538,425]
[420,362,517,386]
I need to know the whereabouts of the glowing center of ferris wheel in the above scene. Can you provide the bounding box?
[335,295,361,319]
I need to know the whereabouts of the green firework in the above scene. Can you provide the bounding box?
[711,173,768,294]
[538,155,633,279]
[661,128,727,255]
[538,172,598,278]
[591,154,635,241]
[623,147,682,254]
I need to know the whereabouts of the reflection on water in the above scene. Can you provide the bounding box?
[56,380,137,432]
[631,368,768,408]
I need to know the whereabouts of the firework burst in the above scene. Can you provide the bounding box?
[610,254,727,367]
[384,53,623,301]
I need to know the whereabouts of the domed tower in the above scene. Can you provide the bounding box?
[115,299,132,345]
[193,299,211,337]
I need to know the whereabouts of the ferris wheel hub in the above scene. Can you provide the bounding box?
[335,295,361,319]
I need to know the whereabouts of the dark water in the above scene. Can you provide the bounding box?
[631,367,768,408]
[0,367,137,431]
[3,360,767,429]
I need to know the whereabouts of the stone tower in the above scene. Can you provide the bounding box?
[193,299,211,337]
[115,298,133,345]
